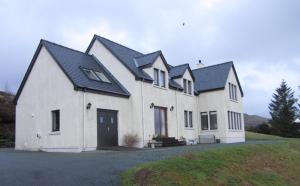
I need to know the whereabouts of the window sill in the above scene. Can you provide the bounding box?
[183,93,194,97]
[49,131,61,135]
[230,99,238,103]
[184,127,194,130]
[153,85,168,90]
[228,130,243,132]
[200,130,218,132]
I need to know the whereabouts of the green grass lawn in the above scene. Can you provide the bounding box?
[122,133,300,186]
[246,131,283,141]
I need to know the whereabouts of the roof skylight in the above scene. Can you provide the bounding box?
[82,68,111,83]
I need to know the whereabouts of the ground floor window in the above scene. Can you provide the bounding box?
[154,107,167,136]
[228,111,242,130]
[201,111,218,130]
[201,112,208,130]
[51,110,60,132]
[184,110,193,128]
[209,111,218,130]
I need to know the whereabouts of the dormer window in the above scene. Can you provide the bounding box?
[82,68,111,83]
[183,78,192,95]
[153,68,166,88]
[183,79,187,93]
[188,80,192,94]
[160,71,166,87]
[154,68,159,86]
[229,83,237,101]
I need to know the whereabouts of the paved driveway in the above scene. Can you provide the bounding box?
[0,141,271,186]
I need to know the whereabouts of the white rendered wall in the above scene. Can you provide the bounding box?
[15,46,83,152]
[198,66,245,143]
[198,90,228,142]
[88,40,144,147]
[142,59,198,143]
[224,67,245,143]
[83,92,131,149]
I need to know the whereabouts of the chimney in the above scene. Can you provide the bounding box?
[195,60,205,69]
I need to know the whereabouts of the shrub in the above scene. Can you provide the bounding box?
[124,134,138,148]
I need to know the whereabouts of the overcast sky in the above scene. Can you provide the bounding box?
[0,0,299,117]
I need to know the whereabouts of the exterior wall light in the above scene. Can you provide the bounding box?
[150,102,154,108]
[86,102,92,110]
[170,106,174,111]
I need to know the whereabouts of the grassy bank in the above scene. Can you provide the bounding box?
[122,134,299,185]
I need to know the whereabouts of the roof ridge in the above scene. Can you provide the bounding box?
[171,63,190,68]
[41,39,87,55]
[192,61,233,71]
[134,50,161,59]
[94,35,144,55]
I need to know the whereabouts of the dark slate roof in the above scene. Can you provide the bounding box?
[169,64,195,80]
[192,61,244,96]
[134,51,161,68]
[87,35,153,82]
[15,40,130,103]
[169,79,183,90]
[169,64,189,78]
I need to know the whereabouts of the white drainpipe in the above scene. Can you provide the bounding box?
[140,81,145,147]
[175,90,179,138]
[82,91,86,151]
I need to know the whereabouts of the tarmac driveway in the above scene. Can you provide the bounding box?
[0,141,271,186]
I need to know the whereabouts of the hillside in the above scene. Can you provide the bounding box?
[0,91,15,147]
[244,113,269,128]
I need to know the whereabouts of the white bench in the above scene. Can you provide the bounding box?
[199,134,215,144]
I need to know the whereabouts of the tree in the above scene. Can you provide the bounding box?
[298,86,300,118]
[268,80,299,137]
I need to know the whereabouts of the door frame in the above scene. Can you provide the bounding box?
[96,108,119,149]
[154,106,168,137]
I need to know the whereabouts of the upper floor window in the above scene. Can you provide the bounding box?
[154,68,159,86]
[183,79,187,93]
[183,79,192,95]
[52,110,60,132]
[160,71,166,87]
[188,80,192,95]
[153,68,166,88]
[184,110,193,128]
[229,83,237,101]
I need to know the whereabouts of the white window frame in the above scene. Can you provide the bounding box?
[201,111,218,131]
[183,79,187,93]
[154,68,159,86]
[229,83,238,101]
[228,111,243,130]
[51,110,60,132]
[153,68,166,88]
[184,110,193,128]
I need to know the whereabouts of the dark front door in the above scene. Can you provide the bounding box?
[97,109,118,148]
[154,107,168,137]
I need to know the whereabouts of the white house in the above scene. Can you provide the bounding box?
[15,35,245,152]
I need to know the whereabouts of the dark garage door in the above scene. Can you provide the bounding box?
[97,109,118,148]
